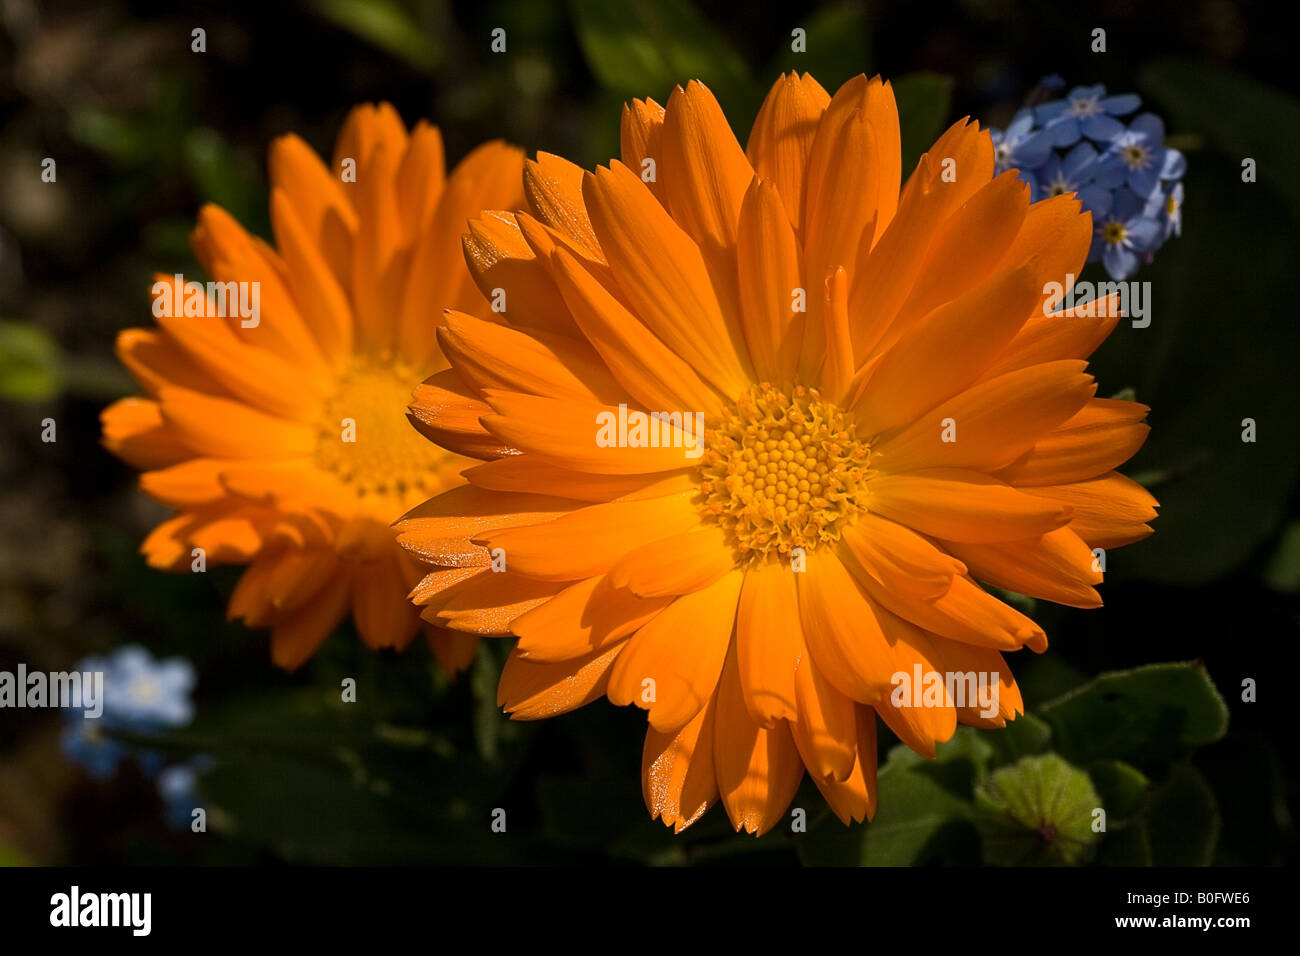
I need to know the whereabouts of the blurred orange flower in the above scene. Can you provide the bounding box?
[103,103,523,672]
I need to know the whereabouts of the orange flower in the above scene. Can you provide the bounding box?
[102,103,524,673]
[397,74,1158,834]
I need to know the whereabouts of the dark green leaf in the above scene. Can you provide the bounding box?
[308,0,441,73]
[1087,760,1150,821]
[893,71,953,173]
[570,0,753,117]
[984,712,1052,766]
[1146,762,1220,866]
[1039,662,1228,766]
[0,321,61,401]
[766,1,871,94]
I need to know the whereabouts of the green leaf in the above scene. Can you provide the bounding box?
[308,0,441,73]
[800,731,987,866]
[1263,521,1300,593]
[974,753,1102,865]
[1087,760,1150,821]
[893,72,953,173]
[984,712,1052,766]
[570,0,753,117]
[1146,763,1220,866]
[1039,662,1229,766]
[766,1,871,94]
[471,642,503,763]
[182,128,264,230]
[0,321,61,401]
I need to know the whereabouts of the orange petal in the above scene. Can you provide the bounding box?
[642,692,719,833]
[851,258,1042,435]
[437,310,623,405]
[512,573,671,662]
[481,390,704,475]
[736,177,805,385]
[461,210,579,337]
[790,643,858,782]
[583,161,751,396]
[713,644,804,835]
[101,397,193,469]
[807,705,879,824]
[745,72,831,235]
[269,568,350,670]
[267,132,356,289]
[398,140,525,349]
[994,397,1151,486]
[156,385,315,459]
[1019,471,1159,548]
[607,524,735,597]
[659,80,753,259]
[945,527,1104,608]
[498,642,623,720]
[548,246,724,414]
[867,468,1071,542]
[797,550,900,703]
[874,360,1097,473]
[735,559,802,726]
[840,513,966,601]
[352,553,421,650]
[619,97,666,203]
[887,171,1030,332]
[408,371,516,461]
[523,152,602,259]
[474,492,699,581]
[607,570,742,732]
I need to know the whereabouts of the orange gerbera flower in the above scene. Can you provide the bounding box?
[396,74,1158,834]
[102,103,524,672]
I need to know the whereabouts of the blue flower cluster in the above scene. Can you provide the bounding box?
[61,645,206,828]
[989,83,1185,280]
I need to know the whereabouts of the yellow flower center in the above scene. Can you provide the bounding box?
[697,383,871,564]
[313,358,451,506]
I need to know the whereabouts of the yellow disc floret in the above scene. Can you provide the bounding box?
[698,383,871,564]
[313,358,453,507]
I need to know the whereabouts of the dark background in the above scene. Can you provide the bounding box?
[0,0,1296,865]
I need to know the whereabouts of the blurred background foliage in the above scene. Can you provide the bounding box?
[0,0,1295,865]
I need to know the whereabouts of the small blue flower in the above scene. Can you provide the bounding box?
[1146,181,1184,241]
[1097,113,1187,200]
[1032,141,1113,214]
[157,758,213,830]
[1034,84,1142,148]
[990,108,1054,175]
[83,645,195,732]
[60,720,128,780]
[61,645,196,780]
[1089,188,1163,280]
